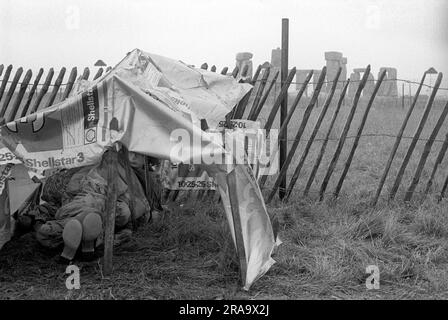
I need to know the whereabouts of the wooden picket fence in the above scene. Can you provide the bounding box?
[1,61,448,209]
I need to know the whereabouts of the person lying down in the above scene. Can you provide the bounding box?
[17,151,162,262]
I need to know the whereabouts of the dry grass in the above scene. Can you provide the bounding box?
[2,98,448,300]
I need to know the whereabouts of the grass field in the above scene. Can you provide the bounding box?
[1,95,448,300]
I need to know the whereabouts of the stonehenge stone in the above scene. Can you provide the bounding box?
[324,51,347,91]
[348,72,361,97]
[270,48,282,93]
[378,67,398,97]
[271,47,282,68]
[348,69,375,97]
[235,52,253,79]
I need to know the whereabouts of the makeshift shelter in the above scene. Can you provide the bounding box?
[0,49,278,290]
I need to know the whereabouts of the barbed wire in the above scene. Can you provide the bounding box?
[253,77,448,91]
[274,133,448,144]
[1,74,448,91]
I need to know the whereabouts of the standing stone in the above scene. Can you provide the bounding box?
[341,57,348,88]
[349,68,375,97]
[235,52,253,80]
[270,48,282,96]
[378,67,398,97]
[271,48,282,68]
[348,71,361,97]
[324,51,343,91]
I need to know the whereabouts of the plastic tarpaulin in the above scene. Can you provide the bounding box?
[0,49,277,289]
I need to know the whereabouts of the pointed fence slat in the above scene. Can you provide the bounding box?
[0,67,23,118]
[21,68,44,117]
[62,67,77,100]
[8,69,32,121]
[80,67,90,80]
[231,66,239,78]
[201,63,208,70]
[389,72,443,200]
[30,68,54,114]
[0,64,4,77]
[45,67,66,108]
[404,99,448,201]
[265,67,327,203]
[285,67,342,200]
[93,67,104,80]
[372,72,427,205]
[248,67,270,120]
[277,70,314,136]
[251,70,279,121]
[425,131,448,195]
[233,65,262,119]
[251,64,262,85]
[333,68,386,198]
[319,65,371,201]
[264,67,296,133]
[221,67,229,75]
[441,170,448,198]
[0,65,13,103]
[210,65,217,72]
[304,79,350,197]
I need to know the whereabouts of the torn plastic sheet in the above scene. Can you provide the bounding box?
[0,49,277,290]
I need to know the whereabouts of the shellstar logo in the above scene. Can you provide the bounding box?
[23,152,85,169]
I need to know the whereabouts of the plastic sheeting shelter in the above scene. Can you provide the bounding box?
[0,49,278,290]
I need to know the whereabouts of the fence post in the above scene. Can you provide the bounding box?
[333,69,386,198]
[258,69,314,189]
[372,72,427,205]
[278,70,314,135]
[304,79,350,197]
[221,67,229,75]
[319,65,371,201]
[279,18,289,199]
[389,72,443,200]
[266,67,326,203]
[405,99,448,201]
[264,68,296,134]
[103,146,119,276]
[21,68,44,117]
[285,67,341,200]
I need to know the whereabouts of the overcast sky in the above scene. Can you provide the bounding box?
[1,0,447,90]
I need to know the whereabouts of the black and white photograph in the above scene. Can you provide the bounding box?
[0,0,448,307]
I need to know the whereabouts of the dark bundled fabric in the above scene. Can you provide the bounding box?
[41,168,82,206]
